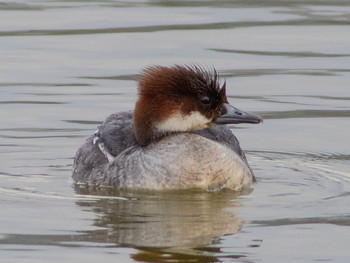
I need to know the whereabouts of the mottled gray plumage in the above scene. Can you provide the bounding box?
[73,111,255,190]
[73,65,261,191]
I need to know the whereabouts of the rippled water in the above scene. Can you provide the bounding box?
[1,1,350,262]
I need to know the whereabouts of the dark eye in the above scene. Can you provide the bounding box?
[201,96,211,105]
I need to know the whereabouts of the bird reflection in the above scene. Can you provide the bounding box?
[74,185,249,262]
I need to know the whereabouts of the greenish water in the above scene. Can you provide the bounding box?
[1,1,350,262]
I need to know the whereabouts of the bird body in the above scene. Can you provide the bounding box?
[73,65,261,191]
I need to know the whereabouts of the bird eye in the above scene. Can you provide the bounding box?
[201,96,211,105]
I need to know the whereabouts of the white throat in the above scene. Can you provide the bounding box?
[155,111,211,133]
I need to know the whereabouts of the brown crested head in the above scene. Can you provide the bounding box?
[133,65,227,146]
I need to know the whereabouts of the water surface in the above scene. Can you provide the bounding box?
[1,1,350,262]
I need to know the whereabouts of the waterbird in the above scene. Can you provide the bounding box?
[73,65,262,191]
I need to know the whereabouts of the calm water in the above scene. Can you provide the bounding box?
[1,1,350,262]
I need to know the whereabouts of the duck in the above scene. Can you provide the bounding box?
[72,65,262,191]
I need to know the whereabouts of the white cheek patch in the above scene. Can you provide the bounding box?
[156,111,211,132]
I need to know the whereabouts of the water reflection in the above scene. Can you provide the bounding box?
[0,186,248,262]
[74,185,244,249]
[2,0,350,261]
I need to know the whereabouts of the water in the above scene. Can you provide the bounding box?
[1,1,350,262]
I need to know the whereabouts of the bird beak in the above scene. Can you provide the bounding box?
[214,103,262,125]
